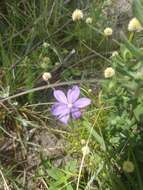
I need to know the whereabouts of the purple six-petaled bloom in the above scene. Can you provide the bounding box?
[51,86,91,124]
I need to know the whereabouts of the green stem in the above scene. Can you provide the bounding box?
[128,32,134,43]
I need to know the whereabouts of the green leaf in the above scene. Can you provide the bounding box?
[65,160,77,173]
[134,104,143,121]
[66,184,74,190]
[133,0,143,24]
[121,34,143,60]
[83,120,106,151]
[48,178,66,189]
[47,168,65,180]
[71,68,81,76]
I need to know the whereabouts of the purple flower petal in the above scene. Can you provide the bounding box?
[74,98,91,108]
[71,107,81,119]
[58,114,70,125]
[67,86,80,103]
[53,90,67,104]
[51,103,70,116]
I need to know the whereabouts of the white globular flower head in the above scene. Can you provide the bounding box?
[82,145,90,155]
[55,62,60,66]
[111,51,119,57]
[42,72,52,81]
[42,42,50,48]
[123,161,135,173]
[88,89,92,93]
[104,27,113,36]
[104,67,115,78]
[71,49,76,54]
[72,9,83,21]
[86,17,93,24]
[128,17,142,32]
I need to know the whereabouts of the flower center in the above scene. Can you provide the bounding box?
[68,103,73,109]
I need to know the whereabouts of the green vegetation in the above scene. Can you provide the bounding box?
[0,0,143,189]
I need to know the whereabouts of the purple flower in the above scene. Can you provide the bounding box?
[51,86,91,125]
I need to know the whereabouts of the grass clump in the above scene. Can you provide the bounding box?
[1,0,143,190]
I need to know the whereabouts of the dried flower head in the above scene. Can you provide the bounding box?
[72,9,83,21]
[128,17,142,32]
[82,145,90,155]
[123,161,134,173]
[104,67,115,78]
[104,27,113,36]
[86,17,92,24]
[42,72,52,81]
[51,86,91,124]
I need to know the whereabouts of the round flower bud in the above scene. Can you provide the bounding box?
[12,101,18,106]
[42,72,52,81]
[86,17,92,24]
[111,51,119,57]
[81,139,86,145]
[42,42,50,48]
[82,145,90,155]
[88,89,92,93]
[71,48,76,54]
[104,27,113,36]
[55,62,60,66]
[43,57,50,64]
[41,62,48,69]
[123,161,134,173]
[128,17,142,32]
[104,67,115,78]
[41,57,50,69]
[72,9,83,21]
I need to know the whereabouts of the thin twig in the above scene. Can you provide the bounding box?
[0,79,98,103]
[81,41,112,64]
